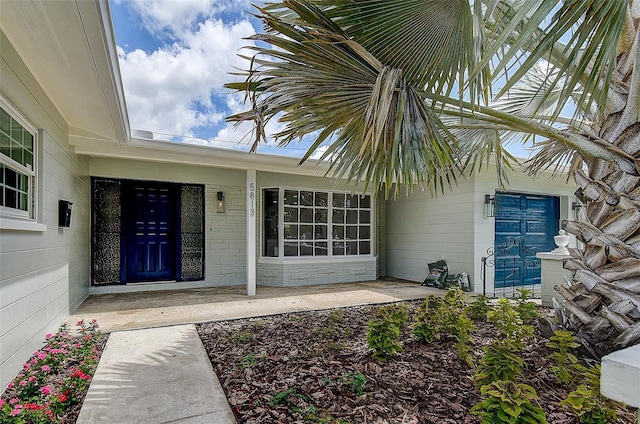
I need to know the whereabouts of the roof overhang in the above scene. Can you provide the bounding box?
[0,0,129,146]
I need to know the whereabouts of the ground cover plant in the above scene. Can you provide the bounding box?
[0,320,107,424]
[197,293,638,424]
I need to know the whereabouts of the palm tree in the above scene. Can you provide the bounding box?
[226,0,640,358]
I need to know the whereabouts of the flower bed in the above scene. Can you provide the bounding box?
[0,320,106,423]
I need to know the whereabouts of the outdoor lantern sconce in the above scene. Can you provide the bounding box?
[572,201,583,220]
[485,194,495,218]
[216,191,225,213]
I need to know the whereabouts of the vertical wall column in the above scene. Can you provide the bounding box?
[246,169,257,296]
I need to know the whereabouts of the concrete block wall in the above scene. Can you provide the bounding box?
[257,258,377,287]
[205,184,246,286]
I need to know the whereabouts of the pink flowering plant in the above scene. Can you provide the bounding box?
[0,320,103,423]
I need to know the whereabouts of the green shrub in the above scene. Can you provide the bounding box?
[560,365,620,424]
[487,298,533,350]
[546,330,580,386]
[514,289,540,323]
[474,339,524,388]
[470,380,546,424]
[468,294,492,320]
[327,309,344,324]
[341,372,367,396]
[230,330,254,344]
[413,296,443,343]
[237,353,264,368]
[367,318,402,360]
[269,388,306,407]
[412,288,475,365]
[376,303,409,328]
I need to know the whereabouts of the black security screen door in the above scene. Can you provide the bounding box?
[123,181,177,283]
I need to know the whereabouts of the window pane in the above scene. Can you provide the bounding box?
[0,106,34,214]
[346,241,357,255]
[346,226,358,240]
[346,210,358,224]
[300,242,313,256]
[315,192,327,207]
[0,132,10,158]
[333,225,344,239]
[300,225,313,240]
[359,226,370,240]
[359,241,371,255]
[315,208,327,223]
[19,192,28,211]
[5,166,16,188]
[284,224,298,239]
[360,195,371,208]
[23,150,33,169]
[284,242,298,256]
[315,225,327,240]
[0,109,9,132]
[300,191,313,206]
[284,190,298,205]
[346,194,358,208]
[300,207,313,223]
[333,209,344,223]
[284,207,298,222]
[263,189,279,257]
[315,242,328,256]
[333,242,345,255]
[333,193,345,208]
[11,139,22,163]
[359,210,370,224]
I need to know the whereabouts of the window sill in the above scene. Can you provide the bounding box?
[0,216,48,232]
[259,255,376,265]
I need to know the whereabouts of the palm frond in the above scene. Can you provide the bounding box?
[477,0,627,124]
[226,0,461,197]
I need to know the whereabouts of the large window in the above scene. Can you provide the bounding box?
[262,188,372,258]
[0,100,36,219]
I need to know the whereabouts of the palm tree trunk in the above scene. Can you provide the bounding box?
[557,121,640,358]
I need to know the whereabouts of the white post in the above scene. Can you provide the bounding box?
[246,169,257,296]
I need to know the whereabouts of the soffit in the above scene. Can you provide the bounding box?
[0,0,128,145]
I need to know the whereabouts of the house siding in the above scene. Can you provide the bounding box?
[385,169,577,292]
[0,32,91,389]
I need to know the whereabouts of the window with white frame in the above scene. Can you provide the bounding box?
[0,100,36,219]
[262,188,372,258]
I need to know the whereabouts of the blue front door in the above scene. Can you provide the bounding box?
[494,192,559,288]
[123,181,177,283]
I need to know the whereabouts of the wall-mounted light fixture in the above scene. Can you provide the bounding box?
[485,194,495,218]
[216,191,225,213]
[572,201,583,220]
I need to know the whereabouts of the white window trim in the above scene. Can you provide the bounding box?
[261,186,375,260]
[0,96,43,231]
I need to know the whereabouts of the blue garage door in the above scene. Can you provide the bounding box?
[494,192,559,289]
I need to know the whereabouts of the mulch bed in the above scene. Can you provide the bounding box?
[197,301,638,424]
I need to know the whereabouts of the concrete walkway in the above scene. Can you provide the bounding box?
[72,280,438,423]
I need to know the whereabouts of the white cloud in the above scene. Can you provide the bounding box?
[117,16,256,137]
[125,0,254,38]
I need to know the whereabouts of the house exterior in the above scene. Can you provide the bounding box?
[0,0,578,390]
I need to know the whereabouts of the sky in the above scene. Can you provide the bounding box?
[111,0,318,156]
[110,0,532,159]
